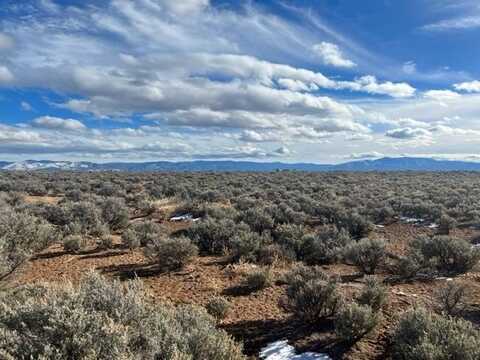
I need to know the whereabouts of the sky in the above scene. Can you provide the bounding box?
[1,0,480,164]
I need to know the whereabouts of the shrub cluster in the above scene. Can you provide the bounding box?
[402,236,480,277]
[392,308,480,360]
[282,265,342,323]
[0,272,245,359]
[206,297,231,320]
[243,268,273,291]
[343,238,386,275]
[0,209,58,278]
[144,236,198,271]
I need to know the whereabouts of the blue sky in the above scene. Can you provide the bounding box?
[1,0,480,163]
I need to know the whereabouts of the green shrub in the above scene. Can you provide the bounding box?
[283,264,330,285]
[0,272,245,359]
[411,236,480,275]
[90,222,110,238]
[121,228,141,250]
[63,201,102,236]
[131,221,165,246]
[434,282,469,316]
[244,268,273,291]
[273,224,308,259]
[437,214,457,235]
[394,252,424,280]
[0,210,58,278]
[206,297,231,320]
[63,235,86,253]
[237,206,274,233]
[392,308,480,360]
[334,303,378,342]
[257,244,294,265]
[338,213,373,240]
[187,218,249,255]
[357,276,387,311]
[282,266,342,323]
[230,230,264,263]
[301,228,351,265]
[144,236,198,271]
[343,238,386,274]
[100,197,129,231]
[97,235,114,250]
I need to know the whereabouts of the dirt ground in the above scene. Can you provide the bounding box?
[8,196,480,359]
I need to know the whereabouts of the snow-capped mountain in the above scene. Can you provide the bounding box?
[2,160,93,171]
[3,157,480,172]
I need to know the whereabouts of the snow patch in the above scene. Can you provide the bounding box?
[400,216,424,224]
[3,160,80,171]
[170,214,193,221]
[260,341,331,360]
[170,213,201,222]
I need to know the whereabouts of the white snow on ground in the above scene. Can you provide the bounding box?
[170,214,202,222]
[399,216,424,224]
[260,341,331,360]
[170,214,193,221]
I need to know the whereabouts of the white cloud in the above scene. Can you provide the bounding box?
[312,42,356,68]
[345,133,373,141]
[402,61,417,75]
[350,76,416,98]
[273,146,291,156]
[239,130,280,142]
[21,101,33,111]
[1,0,475,162]
[423,89,461,101]
[429,124,480,136]
[39,0,60,13]
[32,116,87,132]
[386,127,432,140]
[454,80,480,93]
[158,0,210,15]
[277,78,319,92]
[422,16,480,31]
[347,151,384,160]
[0,66,14,84]
[0,124,43,143]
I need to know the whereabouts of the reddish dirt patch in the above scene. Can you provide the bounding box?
[8,223,480,359]
[23,195,62,205]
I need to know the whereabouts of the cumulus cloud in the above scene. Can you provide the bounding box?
[32,116,87,132]
[312,42,356,68]
[454,80,480,93]
[344,76,415,98]
[272,146,291,156]
[345,133,373,141]
[385,127,432,140]
[347,151,384,160]
[0,124,43,143]
[1,0,475,162]
[424,89,461,101]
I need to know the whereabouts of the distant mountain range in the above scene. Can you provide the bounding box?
[2,157,480,172]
